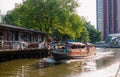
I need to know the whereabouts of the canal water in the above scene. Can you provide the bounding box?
[0,48,120,77]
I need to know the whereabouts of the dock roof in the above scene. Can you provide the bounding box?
[0,24,47,34]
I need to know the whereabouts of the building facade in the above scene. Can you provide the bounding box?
[0,10,1,23]
[0,24,47,42]
[0,24,49,49]
[96,0,120,40]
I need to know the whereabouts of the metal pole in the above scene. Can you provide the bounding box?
[115,62,120,77]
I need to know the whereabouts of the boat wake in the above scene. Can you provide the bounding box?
[93,51,114,60]
[38,50,114,64]
[65,51,114,63]
[72,62,120,77]
[37,50,114,69]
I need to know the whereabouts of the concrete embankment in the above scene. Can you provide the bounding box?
[95,42,120,48]
[95,42,110,48]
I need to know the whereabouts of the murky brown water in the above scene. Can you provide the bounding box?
[0,48,120,77]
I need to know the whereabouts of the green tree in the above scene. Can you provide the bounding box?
[51,14,86,40]
[77,27,90,42]
[85,22,102,43]
[3,0,89,41]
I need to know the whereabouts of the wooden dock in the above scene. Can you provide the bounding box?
[0,24,50,62]
[0,40,49,62]
[0,48,49,62]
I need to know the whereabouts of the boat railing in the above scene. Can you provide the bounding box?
[0,40,48,51]
[0,40,28,50]
[0,40,47,51]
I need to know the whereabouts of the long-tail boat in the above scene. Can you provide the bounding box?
[50,41,96,60]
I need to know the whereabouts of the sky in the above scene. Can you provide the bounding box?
[77,0,96,27]
[0,0,96,27]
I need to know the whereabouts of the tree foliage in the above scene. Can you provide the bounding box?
[3,0,85,40]
[77,27,90,42]
[3,0,100,42]
[85,22,102,43]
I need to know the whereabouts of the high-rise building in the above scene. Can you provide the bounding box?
[96,0,120,40]
[0,10,1,23]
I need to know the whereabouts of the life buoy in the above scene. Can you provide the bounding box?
[113,41,118,45]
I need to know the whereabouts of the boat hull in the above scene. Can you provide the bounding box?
[51,50,96,60]
[51,51,70,60]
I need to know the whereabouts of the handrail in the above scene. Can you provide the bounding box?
[0,40,29,50]
[0,40,47,51]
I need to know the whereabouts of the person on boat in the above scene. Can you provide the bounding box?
[50,41,56,50]
[61,45,69,53]
[39,41,45,49]
[84,42,90,54]
[47,43,51,50]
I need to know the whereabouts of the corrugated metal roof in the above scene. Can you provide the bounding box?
[0,24,47,34]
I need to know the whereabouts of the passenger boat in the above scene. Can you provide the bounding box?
[50,41,96,60]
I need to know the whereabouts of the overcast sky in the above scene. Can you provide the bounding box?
[0,0,96,27]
